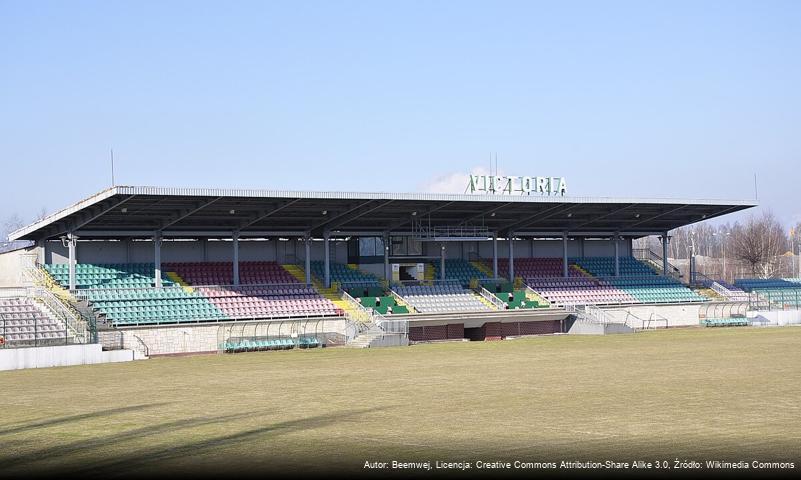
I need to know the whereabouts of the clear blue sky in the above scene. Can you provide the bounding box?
[2,0,799,228]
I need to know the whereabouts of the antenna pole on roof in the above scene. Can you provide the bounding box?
[753,173,758,200]
[110,148,116,187]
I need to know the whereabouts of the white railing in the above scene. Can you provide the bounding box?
[710,281,749,301]
[30,287,89,343]
[375,315,409,335]
[479,287,507,310]
[388,289,417,313]
[340,289,373,323]
[567,304,616,325]
[646,312,669,329]
[0,287,29,298]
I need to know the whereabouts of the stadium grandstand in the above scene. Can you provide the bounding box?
[0,184,760,362]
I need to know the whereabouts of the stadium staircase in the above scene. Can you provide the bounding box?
[165,271,193,293]
[695,287,723,301]
[388,291,415,313]
[282,264,306,283]
[524,287,550,307]
[634,249,683,282]
[476,292,500,310]
[26,265,99,335]
[346,324,386,348]
[471,261,494,278]
[572,265,593,278]
[283,264,362,319]
[423,263,436,284]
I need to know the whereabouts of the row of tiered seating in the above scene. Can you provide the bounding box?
[0,297,69,345]
[309,261,381,287]
[45,263,174,289]
[45,262,341,326]
[573,257,707,303]
[84,288,227,325]
[526,276,637,305]
[164,261,298,285]
[432,259,488,286]
[195,285,340,319]
[482,282,546,309]
[346,285,409,315]
[734,278,801,291]
[734,278,801,307]
[572,256,655,277]
[393,284,492,313]
[489,257,585,279]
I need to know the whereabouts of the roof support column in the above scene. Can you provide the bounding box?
[232,232,240,286]
[662,231,669,275]
[67,233,77,291]
[324,231,331,289]
[153,232,162,288]
[614,233,620,277]
[508,234,515,283]
[492,234,498,278]
[562,232,569,278]
[440,244,446,281]
[383,233,390,283]
[304,235,311,285]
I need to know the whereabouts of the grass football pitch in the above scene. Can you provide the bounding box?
[2,326,800,476]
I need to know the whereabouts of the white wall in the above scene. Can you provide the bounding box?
[602,303,702,328]
[0,343,137,371]
[102,318,349,355]
[0,248,30,287]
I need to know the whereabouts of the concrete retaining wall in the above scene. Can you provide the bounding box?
[568,321,634,335]
[601,303,703,328]
[0,343,136,371]
[101,318,349,356]
[748,309,801,326]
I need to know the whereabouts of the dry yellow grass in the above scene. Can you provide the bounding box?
[2,327,800,477]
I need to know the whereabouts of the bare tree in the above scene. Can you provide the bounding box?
[730,211,787,278]
[35,206,48,222]
[1,214,25,242]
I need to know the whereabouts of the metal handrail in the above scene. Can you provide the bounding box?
[479,286,507,310]
[30,287,88,343]
[387,289,417,314]
[339,289,373,323]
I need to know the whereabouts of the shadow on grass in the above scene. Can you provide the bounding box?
[1,410,260,468]
[57,406,392,478]
[0,402,173,437]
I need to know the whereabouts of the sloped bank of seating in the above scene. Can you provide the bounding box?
[573,257,707,303]
[81,287,227,325]
[45,262,342,326]
[165,261,298,285]
[0,297,69,345]
[526,276,637,306]
[432,259,488,286]
[489,257,585,279]
[45,263,175,289]
[734,278,801,307]
[309,261,381,287]
[393,284,492,314]
[196,285,341,319]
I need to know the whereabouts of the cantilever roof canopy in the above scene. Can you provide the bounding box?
[10,186,757,241]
